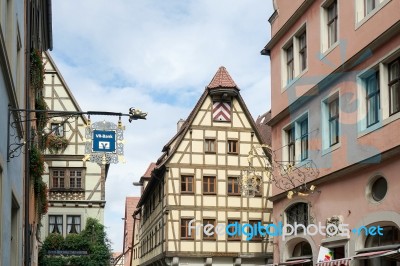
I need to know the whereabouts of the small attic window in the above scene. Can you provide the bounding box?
[260,117,265,124]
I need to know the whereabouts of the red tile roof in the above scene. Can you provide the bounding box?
[123,197,140,266]
[207,66,239,89]
[142,162,156,179]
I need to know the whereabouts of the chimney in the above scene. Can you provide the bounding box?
[177,119,185,132]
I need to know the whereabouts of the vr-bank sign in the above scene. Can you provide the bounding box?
[92,130,116,153]
[84,120,125,165]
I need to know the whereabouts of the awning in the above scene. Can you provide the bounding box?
[278,259,311,265]
[315,258,351,266]
[352,249,397,260]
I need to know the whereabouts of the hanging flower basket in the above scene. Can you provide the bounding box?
[47,134,69,154]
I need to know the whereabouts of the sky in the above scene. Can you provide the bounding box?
[50,0,274,252]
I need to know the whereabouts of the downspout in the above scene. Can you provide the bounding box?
[24,0,32,265]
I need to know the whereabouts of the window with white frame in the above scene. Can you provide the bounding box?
[327,1,338,47]
[287,126,296,165]
[358,53,400,132]
[300,119,309,161]
[286,45,294,83]
[329,98,339,146]
[355,0,388,23]
[299,31,307,72]
[389,57,400,116]
[283,115,309,164]
[322,93,340,150]
[321,0,338,52]
[281,26,307,87]
[365,71,380,127]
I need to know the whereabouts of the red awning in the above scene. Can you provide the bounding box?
[279,259,311,265]
[315,258,351,266]
[352,249,395,260]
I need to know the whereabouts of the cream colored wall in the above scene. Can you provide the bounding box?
[40,53,105,242]
[167,95,273,256]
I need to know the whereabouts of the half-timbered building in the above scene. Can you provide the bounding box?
[39,52,108,240]
[133,67,273,266]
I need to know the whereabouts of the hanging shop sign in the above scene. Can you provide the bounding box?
[83,120,125,164]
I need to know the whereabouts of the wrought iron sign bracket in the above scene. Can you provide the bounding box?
[7,106,147,162]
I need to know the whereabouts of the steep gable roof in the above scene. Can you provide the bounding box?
[137,66,268,207]
[207,66,239,90]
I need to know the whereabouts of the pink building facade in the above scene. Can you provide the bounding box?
[263,0,400,265]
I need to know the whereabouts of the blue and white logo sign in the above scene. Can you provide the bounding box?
[92,130,116,153]
[84,120,125,165]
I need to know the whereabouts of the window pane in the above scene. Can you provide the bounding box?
[389,61,399,81]
[390,83,400,114]
[301,119,308,160]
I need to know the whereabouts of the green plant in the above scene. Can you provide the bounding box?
[30,49,45,91]
[39,218,112,266]
[46,134,69,154]
[30,145,45,193]
[35,98,49,150]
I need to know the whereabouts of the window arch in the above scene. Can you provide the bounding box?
[286,202,309,229]
[292,241,312,257]
[365,226,400,248]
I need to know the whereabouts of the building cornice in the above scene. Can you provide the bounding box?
[261,0,315,56]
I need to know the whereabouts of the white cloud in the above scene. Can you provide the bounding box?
[51,0,273,252]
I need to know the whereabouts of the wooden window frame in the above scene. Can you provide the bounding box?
[50,168,85,191]
[180,218,195,240]
[249,220,263,241]
[227,139,239,154]
[227,219,241,240]
[181,175,194,194]
[204,138,216,153]
[202,219,216,240]
[203,176,216,195]
[227,177,240,196]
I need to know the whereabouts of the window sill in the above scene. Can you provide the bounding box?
[227,152,239,155]
[320,41,339,59]
[358,111,400,138]
[322,142,341,156]
[227,193,241,196]
[203,193,217,196]
[181,192,195,195]
[49,188,84,192]
[355,0,391,30]
[281,68,308,93]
